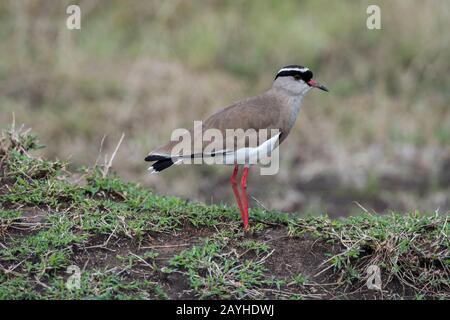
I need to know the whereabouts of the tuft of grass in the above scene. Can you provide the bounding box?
[167,230,276,299]
[288,212,449,298]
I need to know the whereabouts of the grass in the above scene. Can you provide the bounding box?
[0,126,448,300]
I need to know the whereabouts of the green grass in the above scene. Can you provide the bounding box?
[0,127,449,300]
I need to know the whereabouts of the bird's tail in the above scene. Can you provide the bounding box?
[145,155,175,173]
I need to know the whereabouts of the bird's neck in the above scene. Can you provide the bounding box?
[286,95,304,128]
[269,87,306,110]
[267,88,306,129]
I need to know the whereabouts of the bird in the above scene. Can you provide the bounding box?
[145,65,328,231]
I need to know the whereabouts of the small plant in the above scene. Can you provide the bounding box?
[238,239,270,255]
[290,273,309,286]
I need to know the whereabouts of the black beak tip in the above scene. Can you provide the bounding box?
[310,80,329,92]
[319,85,329,92]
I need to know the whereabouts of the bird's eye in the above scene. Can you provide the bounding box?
[293,75,301,81]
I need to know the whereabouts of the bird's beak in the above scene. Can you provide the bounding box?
[308,79,329,92]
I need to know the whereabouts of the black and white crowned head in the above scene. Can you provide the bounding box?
[273,65,329,96]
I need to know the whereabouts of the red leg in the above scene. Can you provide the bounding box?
[230,165,246,227]
[240,166,250,231]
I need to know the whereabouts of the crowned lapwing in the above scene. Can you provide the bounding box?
[145,65,328,231]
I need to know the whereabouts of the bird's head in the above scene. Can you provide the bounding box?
[273,65,329,96]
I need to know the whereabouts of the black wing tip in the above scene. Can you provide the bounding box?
[151,159,174,172]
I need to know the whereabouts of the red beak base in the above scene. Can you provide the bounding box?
[308,80,329,92]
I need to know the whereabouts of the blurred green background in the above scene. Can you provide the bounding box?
[1,0,449,216]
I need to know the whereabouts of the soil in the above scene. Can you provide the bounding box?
[66,224,409,299]
[2,207,420,300]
